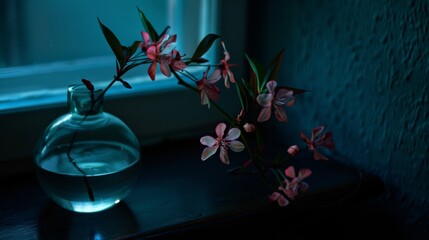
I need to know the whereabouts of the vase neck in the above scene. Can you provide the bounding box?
[67,84,104,115]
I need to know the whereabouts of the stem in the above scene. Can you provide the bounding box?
[171,65,280,193]
[66,130,95,201]
[171,68,199,92]
[66,73,119,202]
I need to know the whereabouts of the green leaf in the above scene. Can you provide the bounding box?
[81,79,94,92]
[245,54,265,94]
[128,41,141,57]
[260,49,285,92]
[137,8,159,41]
[235,79,248,112]
[186,58,209,65]
[242,77,255,99]
[98,18,125,67]
[119,79,132,89]
[191,34,220,61]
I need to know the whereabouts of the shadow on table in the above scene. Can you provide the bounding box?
[38,201,139,240]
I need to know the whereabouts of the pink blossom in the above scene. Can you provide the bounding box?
[139,31,152,52]
[197,67,221,107]
[300,126,335,160]
[200,123,245,164]
[287,145,299,156]
[145,34,186,80]
[214,41,236,88]
[256,80,295,122]
[243,123,256,133]
[282,166,312,199]
[268,191,289,207]
[170,49,187,71]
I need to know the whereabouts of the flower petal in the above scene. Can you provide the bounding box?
[285,166,296,178]
[300,132,311,145]
[268,192,281,201]
[298,168,312,179]
[312,126,325,140]
[200,136,217,147]
[160,62,171,77]
[215,123,226,139]
[227,70,235,84]
[256,94,273,107]
[274,107,288,122]
[316,132,335,149]
[208,69,222,83]
[200,91,209,106]
[265,80,277,94]
[275,89,293,100]
[225,128,241,141]
[228,140,245,152]
[201,145,219,161]
[148,61,157,81]
[313,149,329,160]
[146,46,157,60]
[277,195,289,207]
[257,107,272,122]
[221,41,230,61]
[204,84,220,101]
[142,31,151,43]
[219,147,229,164]
[173,60,187,70]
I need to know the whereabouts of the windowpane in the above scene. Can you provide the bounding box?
[1,0,171,67]
[0,0,218,111]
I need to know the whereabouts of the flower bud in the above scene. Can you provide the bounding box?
[287,145,299,156]
[243,123,255,133]
[236,109,245,123]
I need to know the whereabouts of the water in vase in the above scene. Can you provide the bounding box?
[35,141,141,213]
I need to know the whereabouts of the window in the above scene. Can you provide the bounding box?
[0,0,229,162]
[0,0,219,111]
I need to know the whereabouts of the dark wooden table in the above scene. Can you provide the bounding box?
[0,139,383,239]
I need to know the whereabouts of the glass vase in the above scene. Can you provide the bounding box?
[34,84,141,213]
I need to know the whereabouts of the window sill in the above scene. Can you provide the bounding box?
[0,138,384,239]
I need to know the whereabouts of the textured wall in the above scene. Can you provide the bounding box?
[247,0,428,237]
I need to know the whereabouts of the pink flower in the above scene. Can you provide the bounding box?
[200,123,245,164]
[243,123,256,133]
[283,166,312,199]
[300,126,335,160]
[214,41,236,88]
[139,31,152,52]
[170,49,187,71]
[268,191,289,207]
[145,34,186,80]
[287,145,299,156]
[197,67,221,108]
[256,80,295,122]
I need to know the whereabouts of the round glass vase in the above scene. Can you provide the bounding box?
[34,84,141,213]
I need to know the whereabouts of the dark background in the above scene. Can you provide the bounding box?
[221,0,428,238]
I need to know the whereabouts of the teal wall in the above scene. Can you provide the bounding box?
[246,0,428,237]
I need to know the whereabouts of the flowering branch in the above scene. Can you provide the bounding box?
[79,8,337,207]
